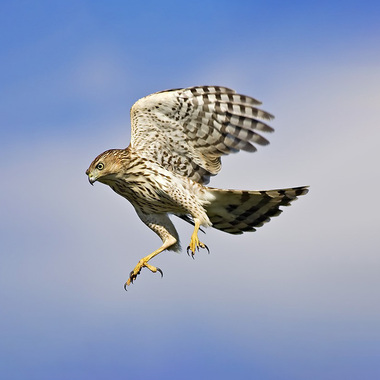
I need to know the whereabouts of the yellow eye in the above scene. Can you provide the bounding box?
[96,162,104,170]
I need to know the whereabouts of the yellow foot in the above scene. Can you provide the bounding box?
[124,260,163,290]
[186,234,210,259]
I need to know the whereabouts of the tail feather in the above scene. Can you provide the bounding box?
[205,186,309,234]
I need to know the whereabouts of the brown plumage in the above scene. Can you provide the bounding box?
[86,86,309,288]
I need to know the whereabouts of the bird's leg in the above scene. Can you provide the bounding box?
[125,236,176,289]
[187,218,209,258]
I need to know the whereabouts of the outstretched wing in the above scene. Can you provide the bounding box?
[130,86,274,184]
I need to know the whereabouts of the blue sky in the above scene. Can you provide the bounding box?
[1,1,380,379]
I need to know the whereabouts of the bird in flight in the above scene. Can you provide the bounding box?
[86,86,308,289]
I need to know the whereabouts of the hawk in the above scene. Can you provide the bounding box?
[86,86,308,289]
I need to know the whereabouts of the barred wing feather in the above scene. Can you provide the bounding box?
[130,86,274,184]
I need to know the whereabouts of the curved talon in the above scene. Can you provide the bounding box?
[187,243,209,258]
[156,267,164,278]
[187,246,195,259]
[186,246,194,258]
[124,270,138,290]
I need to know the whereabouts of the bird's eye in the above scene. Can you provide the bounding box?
[96,163,104,170]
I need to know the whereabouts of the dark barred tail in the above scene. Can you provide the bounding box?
[205,186,309,234]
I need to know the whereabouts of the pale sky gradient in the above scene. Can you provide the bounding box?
[1,1,380,379]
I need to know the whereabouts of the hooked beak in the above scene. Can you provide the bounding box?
[85,169,95,186]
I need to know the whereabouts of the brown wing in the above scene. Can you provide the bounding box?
[130,86,274,184]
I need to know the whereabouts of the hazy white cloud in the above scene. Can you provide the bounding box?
[63,46,131,102]
[2,58,379,312]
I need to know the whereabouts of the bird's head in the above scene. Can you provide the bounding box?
[86,149,126,186]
